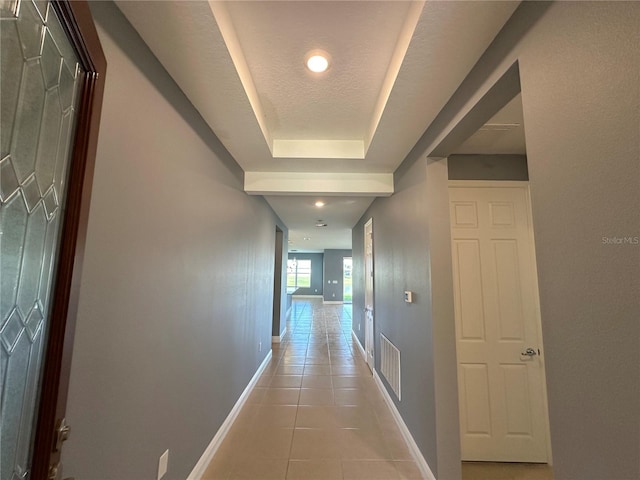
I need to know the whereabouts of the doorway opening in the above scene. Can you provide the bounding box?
[446,88,553,476]
[364,219,375,371]
[343,257,352,304]
[272,227,285,343]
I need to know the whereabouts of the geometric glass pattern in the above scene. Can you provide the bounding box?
[0,1,82,477]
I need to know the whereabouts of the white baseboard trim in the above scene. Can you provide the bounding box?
[272,326,287,343]
[187,350,273,479]
[323,300,343,304]
[292,294,323,299]
[372,370,436,480]
[351,330,367,361]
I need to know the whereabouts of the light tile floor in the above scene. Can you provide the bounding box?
[462,462,553,480]
[202,299,554,480]
[202,299,423,480]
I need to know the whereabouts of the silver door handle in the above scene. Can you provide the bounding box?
[521,347,538,357]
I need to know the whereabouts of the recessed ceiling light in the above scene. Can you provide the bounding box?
[315,201,325,207]
[304,237,311,241]
[305,50,330,73]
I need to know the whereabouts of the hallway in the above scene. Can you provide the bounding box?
[202,299,423,479]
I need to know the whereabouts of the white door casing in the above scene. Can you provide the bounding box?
[449,181,550,463]
[364,219,375,371]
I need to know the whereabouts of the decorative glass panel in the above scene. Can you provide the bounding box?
[0,0,19,18]
[0,1,83,477]
[0,16,22,156]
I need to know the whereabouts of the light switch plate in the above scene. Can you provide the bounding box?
[158,449,169,479]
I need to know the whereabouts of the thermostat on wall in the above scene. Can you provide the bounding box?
[404,291,413,303]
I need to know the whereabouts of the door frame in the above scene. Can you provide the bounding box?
[364,218,375,371]
[449,180,552,464]
[272,227,284,342]
[29,2,106,477]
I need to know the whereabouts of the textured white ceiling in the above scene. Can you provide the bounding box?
[115,0,521,252]
[265,196,374,252]
[224,1,414,143]
[454,94,526,155]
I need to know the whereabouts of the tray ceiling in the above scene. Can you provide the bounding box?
[115,0,521,251]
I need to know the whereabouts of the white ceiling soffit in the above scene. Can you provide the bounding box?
[115,0,521,182]
[244,172,393,196]
[114,1,521,251]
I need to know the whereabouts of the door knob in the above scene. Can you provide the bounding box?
[47,463,74,480]
[54,418,71,452]
[48,463,60,480]
[521,347,538,357]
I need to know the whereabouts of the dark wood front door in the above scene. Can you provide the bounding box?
[0,1,105,478]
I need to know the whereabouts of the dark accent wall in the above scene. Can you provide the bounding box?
[448,154,528,180]
[323,249,352,302]
[64,3,287,479]
[352,233,365,342]
[288,253,324,296]
[354,3,639,479]
[352,158,458,478]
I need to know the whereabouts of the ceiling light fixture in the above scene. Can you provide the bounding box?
[315,221,328,228]
[305,50,330,73]
[314,201,325,207]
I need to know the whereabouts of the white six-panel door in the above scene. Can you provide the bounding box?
[449,182,550,463]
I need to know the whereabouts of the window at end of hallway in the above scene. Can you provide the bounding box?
[287,259,311,289]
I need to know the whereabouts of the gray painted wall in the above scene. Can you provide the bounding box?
[448,154,528,180]
[64,3,287,478]
[354,2,639,479]
[288,252,324,295]
[352,230,365,343]
[323,249,352,302]
[517,6,639,477]
[352,158,460,479]
[425,158,462,479]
